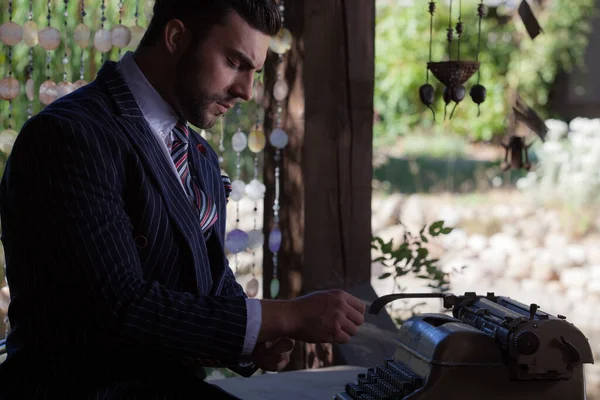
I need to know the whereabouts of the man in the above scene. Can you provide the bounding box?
[0,0,365,398]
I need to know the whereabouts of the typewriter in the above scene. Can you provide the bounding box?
[335,292,594,400]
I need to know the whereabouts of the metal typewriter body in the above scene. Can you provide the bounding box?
[335,292,594,400]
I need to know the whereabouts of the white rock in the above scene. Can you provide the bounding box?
[521,279,543,294]
[371,193,403,232]
[467,234,488,252]
[399,195,424,233]
[478,248,507,275]
[439,228,468,250]
[566,245,587,266]
[489,233,520,254]
[590,265,600,280]
[587,280,600,295]
[545,280,564,294]
[560,267,589,289]
[544,234,569,250]
[434,205,461,228]
[586,246,600,265]
[505,252,533,279]
[566,287,586,301]
[531,250,559,281]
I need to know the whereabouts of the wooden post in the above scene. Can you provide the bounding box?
[262,0,375,370]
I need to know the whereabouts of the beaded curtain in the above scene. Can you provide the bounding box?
[0,0,294,299]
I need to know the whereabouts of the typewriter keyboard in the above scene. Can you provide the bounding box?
[334,358,424,400]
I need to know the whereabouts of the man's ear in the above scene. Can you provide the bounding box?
[163,19,192,57]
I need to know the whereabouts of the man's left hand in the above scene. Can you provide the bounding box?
[251,337,295,372]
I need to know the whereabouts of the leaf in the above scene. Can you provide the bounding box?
[378,272,392,280]
[428,221,445,236]
[440,227,454,235]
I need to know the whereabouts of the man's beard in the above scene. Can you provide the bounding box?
[174,57,221,129]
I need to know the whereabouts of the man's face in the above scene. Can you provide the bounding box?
[174,11,271,129]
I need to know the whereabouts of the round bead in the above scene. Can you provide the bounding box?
[23,21,38,47]
[94,29,112,53]
[269,128,289,149]
[269,227,282,253]
[273,79,289,101]
[231,130,248,152]
[225,229,249,254]
[248,129,266,153]
[25,78,35,101]
[0,21,23,46]
[269,28,292,54]
[230,180,246,202]
[38,27,61,50]
[0,129,18,155]
[39,80,58,105]
[73,80,88,90]
[253,80,264,104]
[111,25,131,48]
[74,23,91,48]
[247,229,264,250]
[56,82,74,98]
[270,278,280,299]
[0,77,20,101]
[128,25,146,48]
[246,278,259,298]
[245,179,266,201]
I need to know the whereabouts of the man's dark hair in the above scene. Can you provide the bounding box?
[139,0,282,48]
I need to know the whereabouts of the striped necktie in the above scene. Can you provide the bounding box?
[170,120,218,234]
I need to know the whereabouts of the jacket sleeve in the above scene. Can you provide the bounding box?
[1,113,249,367]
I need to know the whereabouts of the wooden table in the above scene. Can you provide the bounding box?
[211,365,366,400]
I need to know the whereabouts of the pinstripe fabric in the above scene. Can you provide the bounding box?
[0,62,256,399]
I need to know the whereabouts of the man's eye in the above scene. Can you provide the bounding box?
[227,59,238,69]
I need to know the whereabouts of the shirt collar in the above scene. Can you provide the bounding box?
[116,51,178,141]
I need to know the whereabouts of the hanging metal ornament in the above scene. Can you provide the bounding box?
[129,0,146,49]
[470,0,488,116]
[419,0,487,120]
[73,0,89,90]
[245,83,267,298]
[57,0,74,100]
[266,0,291,300]
[112,1,132,55]
[39,0,59,106]
[94,0,112,56]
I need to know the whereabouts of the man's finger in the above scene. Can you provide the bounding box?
[269,337,294,354]
[344,293,366,315]
[344,303,365,326]
[340,316,359,337]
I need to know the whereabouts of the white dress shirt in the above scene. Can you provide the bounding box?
[117,51,261,357]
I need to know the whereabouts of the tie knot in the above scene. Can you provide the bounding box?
[173,120,189,142]
[175,119,190,138]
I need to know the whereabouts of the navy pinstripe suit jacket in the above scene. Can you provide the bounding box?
[0,61,256,398]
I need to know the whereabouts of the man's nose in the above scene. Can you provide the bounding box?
[231,73,254,102]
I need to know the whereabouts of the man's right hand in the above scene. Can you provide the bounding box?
[259,290,366,344]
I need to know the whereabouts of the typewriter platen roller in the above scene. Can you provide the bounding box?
[335,292,594,400]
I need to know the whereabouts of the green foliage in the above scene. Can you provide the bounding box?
[505,1,596,115]
[374,0,595,145]
[402,133,468,159]
[372,220,458,324]
[372,220,454,292]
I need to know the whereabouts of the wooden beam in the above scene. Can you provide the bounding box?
[262,0,375,370]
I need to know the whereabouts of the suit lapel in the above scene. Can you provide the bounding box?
[96,62,213,293]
